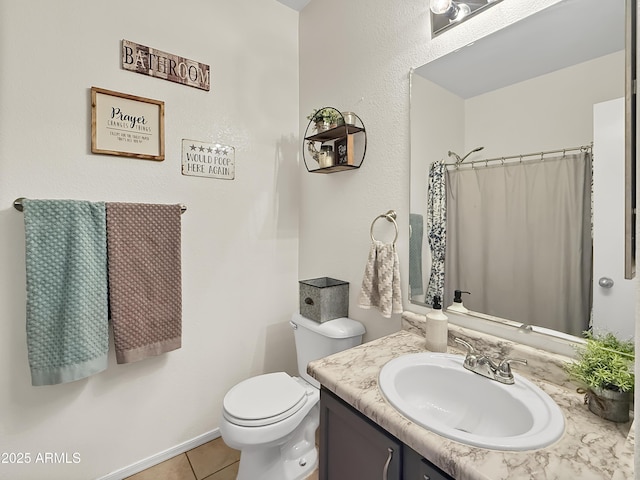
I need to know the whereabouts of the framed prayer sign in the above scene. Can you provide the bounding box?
[91,87,165,161]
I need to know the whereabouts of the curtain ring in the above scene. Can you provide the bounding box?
[370,210,399,244]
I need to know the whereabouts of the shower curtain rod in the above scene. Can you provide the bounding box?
[445,144,592,169]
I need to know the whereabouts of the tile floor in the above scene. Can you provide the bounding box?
[125,437,319,480]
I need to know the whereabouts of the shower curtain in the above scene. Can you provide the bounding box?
[444,152,592,336]
[426,160,447,306]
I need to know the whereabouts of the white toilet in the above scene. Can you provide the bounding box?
[219,313,365,480]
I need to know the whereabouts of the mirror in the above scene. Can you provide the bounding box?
[409,0,636,342]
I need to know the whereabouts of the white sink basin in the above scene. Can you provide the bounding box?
[378,353,564,451]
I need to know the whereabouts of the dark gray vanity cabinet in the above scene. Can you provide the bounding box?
[403,446,455,480]
[319,387,401,480]
[319,388,454,480]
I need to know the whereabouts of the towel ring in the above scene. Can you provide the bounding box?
[370,210,398,244]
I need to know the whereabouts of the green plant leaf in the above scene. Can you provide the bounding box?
[565,331,635,392]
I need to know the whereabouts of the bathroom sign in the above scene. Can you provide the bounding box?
[122,40,210,91]
[181,139,235,180]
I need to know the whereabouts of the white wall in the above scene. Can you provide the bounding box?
[465,51,624,157]
[0,1,299,479]
[410,75,465,303]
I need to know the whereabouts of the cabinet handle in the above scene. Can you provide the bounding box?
[382,447,393,480]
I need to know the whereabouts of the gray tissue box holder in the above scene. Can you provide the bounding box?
[299,277,349,323]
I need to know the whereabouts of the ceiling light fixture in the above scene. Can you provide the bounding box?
[430,0,471,23]
[430,0,502,36]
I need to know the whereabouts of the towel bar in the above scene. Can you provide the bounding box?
[13,198,187,214]
[370,210,398,244]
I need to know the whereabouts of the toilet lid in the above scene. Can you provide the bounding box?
[223,372,308,427]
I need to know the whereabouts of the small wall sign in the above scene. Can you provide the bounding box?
[91,87,165,161]
[122,40,210,91]
[335,135,354,166]
[181,140,235,180]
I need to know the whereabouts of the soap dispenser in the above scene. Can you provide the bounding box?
[425,295,448,353]
[448,290,471,314]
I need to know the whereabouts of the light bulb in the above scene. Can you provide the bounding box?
[452,2,471,21]
[430,0,452,14]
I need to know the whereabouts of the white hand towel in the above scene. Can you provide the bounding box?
[358,240,402,318]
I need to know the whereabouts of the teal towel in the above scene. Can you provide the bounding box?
[23,199,109,386]
[409,213,424,296]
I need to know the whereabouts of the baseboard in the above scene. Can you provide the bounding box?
[96,428,221,480]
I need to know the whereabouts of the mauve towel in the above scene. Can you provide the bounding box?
[23,199,109,386]
[106,203,182,364]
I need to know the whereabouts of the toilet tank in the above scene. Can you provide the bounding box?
[290,313,366,388]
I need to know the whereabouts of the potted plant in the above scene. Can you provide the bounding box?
[307,107,343,132]
[565,331,634,422]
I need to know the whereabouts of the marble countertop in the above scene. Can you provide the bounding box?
[307,318,634,480]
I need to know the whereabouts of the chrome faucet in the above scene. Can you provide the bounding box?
[454,338,527,385]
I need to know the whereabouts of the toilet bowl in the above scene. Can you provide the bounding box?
[219,313,365,480]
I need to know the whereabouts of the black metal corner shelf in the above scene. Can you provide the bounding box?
[302,107,367,174]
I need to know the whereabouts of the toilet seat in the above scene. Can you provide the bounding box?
[223,372,309,427]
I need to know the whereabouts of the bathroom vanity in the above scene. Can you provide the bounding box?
[320,387,452,479]
[307,313,634,480]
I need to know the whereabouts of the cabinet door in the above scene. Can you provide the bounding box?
[320,388,401,480]
[403,446,455,480]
